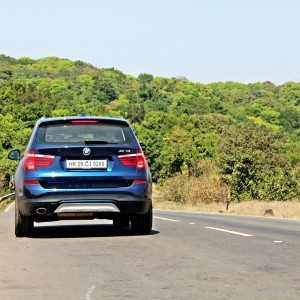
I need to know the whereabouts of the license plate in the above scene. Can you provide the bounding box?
[66,160,107,169]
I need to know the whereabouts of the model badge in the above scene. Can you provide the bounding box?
[118,149,132,153]
[83,147,91,156]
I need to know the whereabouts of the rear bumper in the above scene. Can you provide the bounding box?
[17,193,151,217]
[16,180,152,218]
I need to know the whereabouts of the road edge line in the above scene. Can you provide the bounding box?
[5,201,14,213]
[153,209,300,222]
[154,216,180,222]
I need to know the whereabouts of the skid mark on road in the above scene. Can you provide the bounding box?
[205,226,253,237]
[154,216,180,222]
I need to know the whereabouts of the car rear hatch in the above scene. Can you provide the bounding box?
[27,118,145,190]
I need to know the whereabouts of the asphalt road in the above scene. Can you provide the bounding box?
[0,203,299,300]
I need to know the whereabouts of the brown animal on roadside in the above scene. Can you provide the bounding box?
[264,209,274,216]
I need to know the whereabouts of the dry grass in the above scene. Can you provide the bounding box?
[153,199,300,220]
[159,165,228,205]
[0,198,13,212]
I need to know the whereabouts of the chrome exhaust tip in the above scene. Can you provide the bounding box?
[36,207,46,215]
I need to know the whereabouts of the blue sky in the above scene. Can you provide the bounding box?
[0,0,299,84]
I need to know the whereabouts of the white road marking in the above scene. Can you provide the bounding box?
[154,216,180,222]
[85,272,104,300]
[5,201,14,213]
[205,226,253,237]
[85,284,97,300]
[273,240,282,243]
[189,222,195,225]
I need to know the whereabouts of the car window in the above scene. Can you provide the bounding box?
[36,123,135,144]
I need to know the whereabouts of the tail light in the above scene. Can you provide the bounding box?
[118,149,146,170]
[23,150,55,171]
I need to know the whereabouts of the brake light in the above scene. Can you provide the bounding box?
[23,150,55,171]
[71,120,99,124]
[118,149,146,170]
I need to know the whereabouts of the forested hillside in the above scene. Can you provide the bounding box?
[0,55,299,201]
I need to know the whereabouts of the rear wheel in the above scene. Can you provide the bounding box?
[15,200,33,237]
[131,205,152,235]
[113,216,130,229]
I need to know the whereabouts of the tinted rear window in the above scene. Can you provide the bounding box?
[36,123,135,144]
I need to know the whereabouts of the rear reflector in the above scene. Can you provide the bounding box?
[23,150,55,171]
[118,149,146,170]
[70,120,99,124]
[24,180,40,185]
[133,179,147,184]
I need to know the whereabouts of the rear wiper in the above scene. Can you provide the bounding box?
[84,140,118,144]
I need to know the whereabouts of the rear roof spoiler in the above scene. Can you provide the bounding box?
[37,117,129,127]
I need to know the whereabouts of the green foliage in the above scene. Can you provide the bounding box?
[218,121,299,200]
[0,55,299,200]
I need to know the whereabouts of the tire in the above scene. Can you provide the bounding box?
[15,200,33,237]
[113,216,130,229]
[131,205,152,235]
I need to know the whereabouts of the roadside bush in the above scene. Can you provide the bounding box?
[160,161,228,204]
[256,167,300,201]
[218,121,300,201]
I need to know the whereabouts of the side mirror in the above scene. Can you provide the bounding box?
[8,149,21,161]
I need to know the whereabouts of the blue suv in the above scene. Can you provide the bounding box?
[8,116,152,237]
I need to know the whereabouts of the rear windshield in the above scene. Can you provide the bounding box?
[36,123,135,144]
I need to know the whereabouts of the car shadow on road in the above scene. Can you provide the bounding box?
[31,224,159,239]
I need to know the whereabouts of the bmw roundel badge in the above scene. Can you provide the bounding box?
[83,147,91,156]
